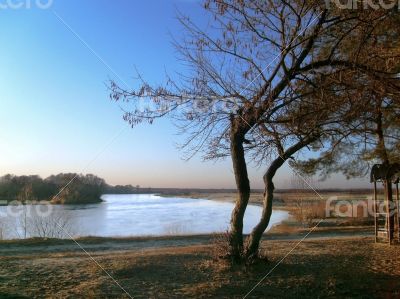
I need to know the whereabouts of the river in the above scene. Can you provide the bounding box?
[0,194,289,239]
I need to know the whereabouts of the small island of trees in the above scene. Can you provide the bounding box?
[0,173,140,205]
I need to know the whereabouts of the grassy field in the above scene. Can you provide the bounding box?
[0,236,399,298]
[158,189,373,204]
[162,189,377,229]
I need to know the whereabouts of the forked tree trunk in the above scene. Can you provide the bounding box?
[229,124,250,260]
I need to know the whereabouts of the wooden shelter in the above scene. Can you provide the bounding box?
[371,163,400,244]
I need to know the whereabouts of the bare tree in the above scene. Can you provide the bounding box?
[110,1,396,260]
[28,210,73,239]
[17,184,36,239]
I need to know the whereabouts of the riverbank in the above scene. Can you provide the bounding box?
[158,191,264,205]
[157,189,372,206]
[161,191,374,230]
[0,235,398,298]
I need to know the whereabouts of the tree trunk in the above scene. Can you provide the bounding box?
[375,99,389,164]
[229,124,250,260]
[245,135,319,260]
[385,181,395,242]
[245,157,283,260]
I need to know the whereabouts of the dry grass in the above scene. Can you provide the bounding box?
[210,231,234,261]
[0,237,399,298]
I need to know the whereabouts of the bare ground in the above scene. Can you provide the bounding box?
[0,236,399,298]
[0,190,389,298]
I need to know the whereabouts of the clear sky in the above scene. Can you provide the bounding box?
[0,0,370,189]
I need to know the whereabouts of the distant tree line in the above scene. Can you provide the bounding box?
[0,174,142,204]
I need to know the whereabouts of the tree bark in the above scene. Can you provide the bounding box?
[245,136,319,259]
[244,157,283,260]
[376,100,389,164]
[385,181,395,242]
[229,121,251,260]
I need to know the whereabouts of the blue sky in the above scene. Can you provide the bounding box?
[0,0,369,189]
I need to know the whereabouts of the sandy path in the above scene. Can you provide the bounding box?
[0,227,373,257]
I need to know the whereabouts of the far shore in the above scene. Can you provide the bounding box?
[158,189,376,230]
[157,188,373,204]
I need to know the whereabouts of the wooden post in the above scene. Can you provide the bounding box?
[386,180,394,245]
[374,180,378,243]
[397,183,400,242]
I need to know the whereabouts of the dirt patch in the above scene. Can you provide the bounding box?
[0,237,399,298]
